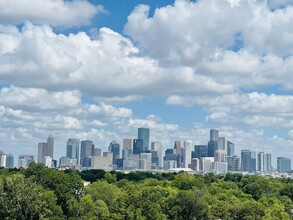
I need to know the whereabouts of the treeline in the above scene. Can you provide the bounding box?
[1,164,293,219]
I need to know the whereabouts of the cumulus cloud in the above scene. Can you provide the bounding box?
[0,0,103,27]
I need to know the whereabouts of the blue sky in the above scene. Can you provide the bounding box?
[1,0,293,167]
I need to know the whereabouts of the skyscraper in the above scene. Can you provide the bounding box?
[133,139,143,155]
[37,142,48,163]
[80,140,94,167]
[192,145,208,159]
[66,138,80,162]
[47,135,54,159]
[208,129,219,157]
[123,138,133,149]
[151,141,163,168]
[277,157,291,173]
[138,128,150,152]
[0,150,6,167]
[19,155,34,167]
[227,141,235,156]
[218,137,227,152]
[241,149,256,172]
[37,135,54,163]
[258,152,272,172]
[109,141,120,164]
[6,154,14,168]
[183,140,192,168]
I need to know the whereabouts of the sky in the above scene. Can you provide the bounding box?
[1,0,293,167]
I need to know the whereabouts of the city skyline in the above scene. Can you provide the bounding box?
[1,0,293,164]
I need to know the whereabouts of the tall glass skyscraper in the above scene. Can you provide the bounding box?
[277,157,291,173]
[66,138,80,163]
[138,128,150,152]
[109,140,120,164]
[80,140,94,167]
[208,129,219,157]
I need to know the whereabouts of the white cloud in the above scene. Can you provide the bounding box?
[0,86,81,110]
[0,0,103,27]
[88,103,133,118]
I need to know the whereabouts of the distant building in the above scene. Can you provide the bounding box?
[66,138,80,162]
[183,140,192,168]
[140,152,152,170]
[6,154,14,168]
[151,141,163,168]
[0,150,6,167]
[208,129,219,157]
[227,141,235,157]
[138,128,150,152]
[241,149,256,172]
[19,155,34,168]
[258,152,272,172]
[163,160,177,170]
[91,152,113,170]
[123,139,133,149]
[133,139,143,155]
[277,157,291,173]
[44,156,52,168]
[227,155,240,171]
[192,145,208,159]
[108,141,120,164]
[93,148,102,156]
[80,140,94,167]
[200,157,214,172]
[190,158,200,171]
[37,135,54,164]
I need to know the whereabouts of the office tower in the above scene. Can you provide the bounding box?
[140,152,152,170]
[241,150,251,172]
[218,137,227,152]
[93,148,102,156]
[151,151,159,169]
[208,129,219,157]
[214,150,227,162]
[241,150,256,172]
[47,135,54,159]
[200,157,214,172]
[133,139,143,155]
[227,155,240,171]
[164,149,181,168]
[250,151,256,172]
[183,140,192,168]
[109,141,120,164]
[80,140,94,167]
[227,141,235,156]
[151,141,163,168]
[66,138,80,162]
[258,152,272,172]
[174,141,183,167]
[191,158,200,171]
[6,154,14,168]
[138,127,150,152]
[123,154,140,170]
[18,155,34,167]
[38,142,48,163]
[0,150,6,167]
[91,153,113,170]
[44,156,52,168]
[192,145,208,159]
[163,160,177,170]
[122,148,132,159]
[123,138,133,149]
[277,157,291,173]
[59,156,78,168]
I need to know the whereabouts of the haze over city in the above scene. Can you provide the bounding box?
[1,0,293,165]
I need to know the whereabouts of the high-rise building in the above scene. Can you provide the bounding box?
[174,141,183,167]
[258,152,272,172]
[19,155,34,167]
[6,154,14,168]
[241,150,256,172]
[80,140,94,167]
[133,139,143,155]
[183,140,192,168]
[214,150,227,162]
[151,141,163,168]
[208,129,219,157]
[109,141,120,164]
[277,157,291,173]
[200,157,214,172]
[140,153,152,170]
[122,148,132,159]
[227,155,240,171]
[66,138,80,162]
[0,150,6,167]
[192,145,208,159]
[44,156,52,168]
[218,137,227,152]
[227,141,235,156]
[37,135,54,163]
[93,148,102,156]
[123,139,133,149]
[138,128,150,152]
[47,135,54,159]
[37,142,48,163]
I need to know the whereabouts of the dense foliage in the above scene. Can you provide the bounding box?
[1,164,293,219]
